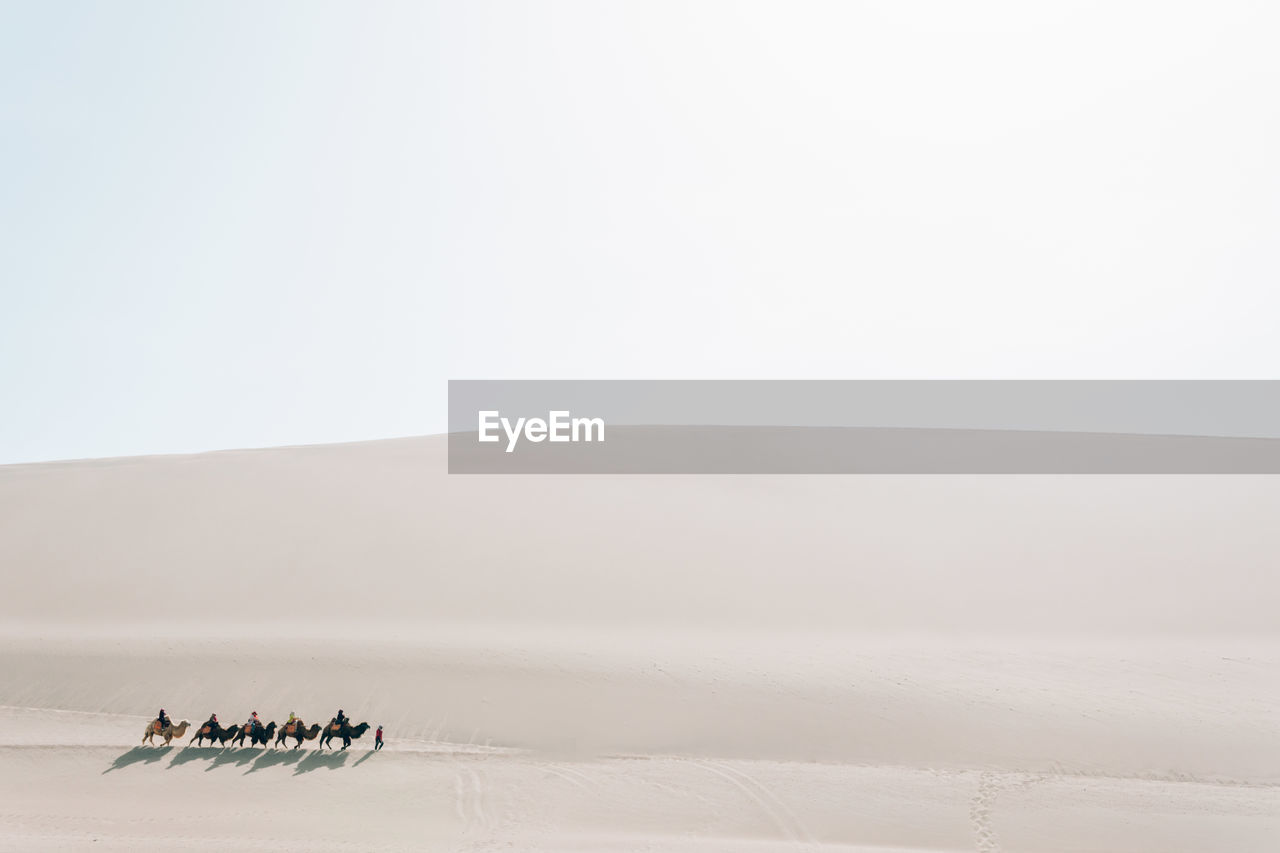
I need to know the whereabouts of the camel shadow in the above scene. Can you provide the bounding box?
[205,747,260,772]
[168,747,219,768]
[244,749,302,774]
[293,750,349,775]
[104,746,170,773]
[352,750,376,767]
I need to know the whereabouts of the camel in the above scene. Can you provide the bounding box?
[189,720,229,746]
[227,720,277,748]
[319,720,370,750]
[254,721,278,748]
[275,721,322,749]
[141,719,190,746]
[214,724,241,745]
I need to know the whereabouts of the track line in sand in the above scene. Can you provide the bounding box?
[543,764,593,792]
[470,766,486,824]
[969,771,1001,853]
[451,763,499,853]
[690,759,813,845]
[453,772,468,823]
[454,764,486,826]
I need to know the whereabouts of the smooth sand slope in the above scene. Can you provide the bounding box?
[0,436,1277,851]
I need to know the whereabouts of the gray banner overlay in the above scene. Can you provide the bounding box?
[448,381,1280,473]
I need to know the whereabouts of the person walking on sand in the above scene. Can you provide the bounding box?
[375,725,384,750]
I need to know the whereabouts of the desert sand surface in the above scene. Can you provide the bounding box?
[0,436,1277,851]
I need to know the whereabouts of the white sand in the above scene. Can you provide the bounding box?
[0,436,1276,851]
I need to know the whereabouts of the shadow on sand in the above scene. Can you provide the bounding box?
[244,748,303,774]
[104,745,171,773]
[204,747,261,772]
[293,749,349,775]
[109,745,367,775]
[168,746,220,768]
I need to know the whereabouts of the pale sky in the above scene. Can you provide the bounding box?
[2,1,1278,464]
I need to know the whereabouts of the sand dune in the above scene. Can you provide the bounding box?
[1,436,1277,850]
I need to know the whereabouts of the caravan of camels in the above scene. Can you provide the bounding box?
[142,710,375,750]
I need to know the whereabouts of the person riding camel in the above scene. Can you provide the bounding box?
[285,711,298,733]
[203,713,219,733]
[333,709,349,729]
[248,711,261,733]
[156,709,171,731]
